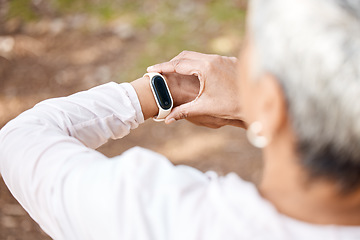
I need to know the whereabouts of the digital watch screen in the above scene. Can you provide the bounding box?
[144,72,174,121]
[151,76,173,110]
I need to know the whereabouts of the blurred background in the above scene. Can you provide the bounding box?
[0,0,262,239]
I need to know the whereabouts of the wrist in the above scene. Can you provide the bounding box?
[144,73,173,121]
[131,76,158,120]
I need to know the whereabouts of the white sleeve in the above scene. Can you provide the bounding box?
[0,82,211,240]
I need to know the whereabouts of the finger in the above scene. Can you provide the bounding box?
[147,59,203,76]
[225,119,246,128]
[186,116,223,129]
[165,100,204,123]
[186,117,245,129]
[170,50,216,62]
[207,119,245,129]
[147,61,176,73]
[229,56,238,65]
[148,59,206,97]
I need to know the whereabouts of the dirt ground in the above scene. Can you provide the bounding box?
[0,6,262,240]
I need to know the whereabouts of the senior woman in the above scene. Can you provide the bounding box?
[1,0,360,239]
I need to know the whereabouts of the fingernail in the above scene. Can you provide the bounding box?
[147,65,155,71]
[165,118,176,124]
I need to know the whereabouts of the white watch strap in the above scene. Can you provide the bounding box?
[144,72,173,122]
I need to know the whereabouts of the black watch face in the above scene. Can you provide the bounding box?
[151,76,172,110]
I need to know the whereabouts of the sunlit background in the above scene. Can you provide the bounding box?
[0,0,261,239]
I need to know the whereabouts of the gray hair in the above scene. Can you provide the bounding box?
[249,0,360,191]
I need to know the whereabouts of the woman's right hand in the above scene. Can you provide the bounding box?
[148,51,246,129]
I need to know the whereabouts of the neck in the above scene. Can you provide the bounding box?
[259,131,360,226]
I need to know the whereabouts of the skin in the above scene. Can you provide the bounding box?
[238,38,360,226]
[131,72,200,120]
[131,38,360,225]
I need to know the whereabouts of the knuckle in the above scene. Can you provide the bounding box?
[214,54,222,60]
[179,50,190,58]
[213,55,224,64]
[178,107,189,119]
[229,56,238,63]
[171,59,181,71]
[178,111,188,119]
[204,60,213,71]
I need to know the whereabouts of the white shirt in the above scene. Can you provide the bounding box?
[0,82,359,240]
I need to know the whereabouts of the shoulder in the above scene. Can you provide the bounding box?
[113,147,293,239]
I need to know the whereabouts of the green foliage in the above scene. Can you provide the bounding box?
[6,0,246,82]
[7,0,121,22]
[54,0,117,20]
[209,0,246,22]
[8,0,38,21]
[134,15,150,28]
[55,0,76,10]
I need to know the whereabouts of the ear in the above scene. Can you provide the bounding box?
[253,73,288,140]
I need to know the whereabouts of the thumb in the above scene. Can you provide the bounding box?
[165,101,202,124]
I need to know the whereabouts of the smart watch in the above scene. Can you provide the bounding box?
[144,72,173,121]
